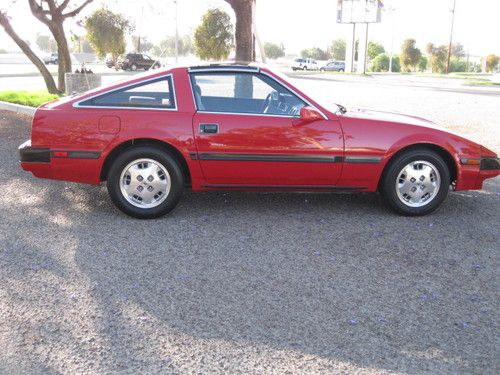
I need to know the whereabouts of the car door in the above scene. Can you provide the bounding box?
[190,69,343,187]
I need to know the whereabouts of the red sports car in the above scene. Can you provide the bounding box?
[19,64,499,218]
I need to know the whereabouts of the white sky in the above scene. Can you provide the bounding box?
[1,0,499,57]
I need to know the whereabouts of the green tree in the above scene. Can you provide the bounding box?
[329,38,346,60]
[390,55,401,72]
[264,42,285,59]
[449,56,467,72]
[417,55,428,72]
[367,41,385,60]
[426,43,448,73]
[370,53,389,72]
[370,53,401,72]
[301,47,329,60]
[132,36,154,53]
[85,8,131,68]
[152,35,194,57]
[400,39,421,72]
[194,8,233,61]
[485,54,499,72]
[70,33,94,53]
[36,33,57,52]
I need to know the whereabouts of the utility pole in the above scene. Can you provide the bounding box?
[387,5,396,73]
[446,0,456,74]
[174,0,178,63]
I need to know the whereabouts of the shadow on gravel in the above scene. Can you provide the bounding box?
[1,111,499,373]
[74,187,498,373]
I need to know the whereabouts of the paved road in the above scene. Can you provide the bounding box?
[0,100,499,375]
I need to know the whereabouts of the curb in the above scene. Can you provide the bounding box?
[0,101,36,116]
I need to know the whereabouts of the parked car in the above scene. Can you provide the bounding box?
[18,64,499,218]
[320,61,345,72]
[43,53,58,65]
[292,58,318,71]
[119,53,161,71]
[105,55,115,68]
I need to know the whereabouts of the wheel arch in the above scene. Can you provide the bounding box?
[378,143,458,191]
[100,138,191,185]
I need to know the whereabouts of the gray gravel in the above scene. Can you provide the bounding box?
[0,78,499,375]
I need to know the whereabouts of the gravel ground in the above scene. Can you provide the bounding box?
[0,81,499,375]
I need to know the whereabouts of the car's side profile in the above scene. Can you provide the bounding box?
[119,53,161,71]
[320,61,345,72]
[19,64,499,218]
[43,52,58,65]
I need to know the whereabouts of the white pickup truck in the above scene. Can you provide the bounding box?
[291,58,319,71]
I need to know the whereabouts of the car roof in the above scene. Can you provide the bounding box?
[188,63,261,73]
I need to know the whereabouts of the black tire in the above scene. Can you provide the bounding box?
[380,148,450,216]
[106,146,184,219]
[339,68,344,72]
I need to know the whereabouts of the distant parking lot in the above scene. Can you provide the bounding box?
[0,71,499,373]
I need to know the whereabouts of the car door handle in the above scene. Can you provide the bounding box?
[200,123,219,134]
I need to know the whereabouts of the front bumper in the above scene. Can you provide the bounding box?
[479,157,500,171]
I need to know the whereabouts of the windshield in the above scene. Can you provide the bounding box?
[266,67,347,115]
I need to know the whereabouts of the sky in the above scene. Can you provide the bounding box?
[1,0,499,58]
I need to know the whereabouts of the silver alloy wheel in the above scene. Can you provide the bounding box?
[119,158,171,209]
[131,64,137,71]
[395,160,441,207]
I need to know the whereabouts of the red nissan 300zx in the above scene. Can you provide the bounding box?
[19,64,499,218]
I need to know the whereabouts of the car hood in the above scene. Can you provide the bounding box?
[341,108,487,150]
[344,108,441,130]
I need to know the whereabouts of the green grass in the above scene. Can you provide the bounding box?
[0,90,60,107]
[463,80,500,86]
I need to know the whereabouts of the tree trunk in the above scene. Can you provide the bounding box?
[0,12,59,94]
[50,22,72,92]
[226,0,254,98]
[226,0,254,63]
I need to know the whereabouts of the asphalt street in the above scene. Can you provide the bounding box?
[0,82,499,374]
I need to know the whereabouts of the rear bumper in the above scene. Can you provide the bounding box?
[18,140,50,162]
[18,140,103,185]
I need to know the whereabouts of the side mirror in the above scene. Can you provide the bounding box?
[299,106,323,123]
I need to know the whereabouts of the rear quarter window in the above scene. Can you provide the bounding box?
[78,75,176,109]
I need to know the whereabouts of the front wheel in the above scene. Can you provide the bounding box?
[106,146,184,219]
[380,149,450,216]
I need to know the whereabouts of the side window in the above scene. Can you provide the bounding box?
[190,72,306,116]
[80,76,175,109]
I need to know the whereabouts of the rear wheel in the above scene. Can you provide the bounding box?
[106,146,184,219]
[131,63,137,71]
[380,149,450,216]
